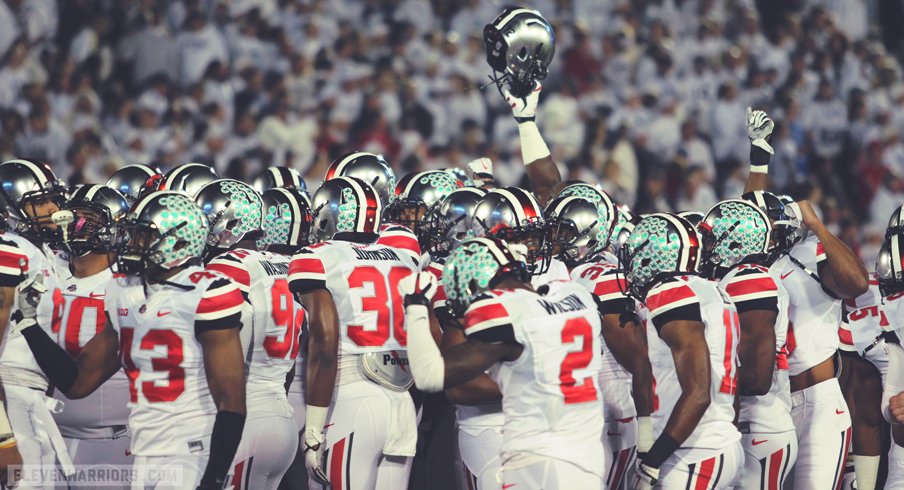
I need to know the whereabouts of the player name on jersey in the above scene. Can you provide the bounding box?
[353,247,401,262]
[538,293,588,315]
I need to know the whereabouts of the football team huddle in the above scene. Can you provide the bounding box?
[0,6,898,490]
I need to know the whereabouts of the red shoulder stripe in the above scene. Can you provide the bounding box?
[289,257,325,276]
[645,284,695,313]
[725,275,777,298]
[464,302,509,330]
[207,262,251,288]
[197,287,244,315]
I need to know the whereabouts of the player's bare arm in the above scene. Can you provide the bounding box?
[737,309,778,396]
[441,326,502,405]
[300,289,339,407]
[644,319,712,468]
[797,201,869,297]
[503,82,561,205]
[601,313,654,416]
[840,353,883,485]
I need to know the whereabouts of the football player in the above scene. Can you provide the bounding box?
[403,237,606,489]
[39,185,135,482]
[16,191,247,489]
[840,209,904,490]
[745,191,868,489]
[555,192,655,489]
[197,180,303,489]
[383,170,462,254]
[0,159,69,486]
[470,187,569,285]
[323,152,422,264]
[699,199,797,489]
[625,214,743,489]
[879,229,904,484]
[106,164,161,206]
[288,177,418,489]
[255,187,315,490]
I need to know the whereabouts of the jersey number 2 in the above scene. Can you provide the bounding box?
[559,317,598,404]
[347,266,413,347]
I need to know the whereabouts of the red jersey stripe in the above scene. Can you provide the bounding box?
[593,276,627,297]
[464,302,510,330]
[646,284,695,313]
[838,326,853,346]
[207,262,251,287]
[289,257,326,276]
[197,287,244,315]
[694,456,716,490]
[725,276,778,298]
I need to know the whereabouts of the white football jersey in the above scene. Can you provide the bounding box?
[105,266,244,456]
[644,275,741,450]
[841,275,899,380]
[425,260,503,428]
[462,281,604,476]
[0,231,54,390]
[288,239,418,355]
[531,257,570,287]
[208,249,304,412]
[771,235,842,376]
[719,264,794,434]
[571,261,636,420]
[376,224,421,265]
[38,266,130,438]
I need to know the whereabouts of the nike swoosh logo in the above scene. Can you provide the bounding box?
[324,423,334,429]
[502,485,517,489]
[781,271,794,280]
[156,311,171,317]
[751,439,768,446]
[836,409,846,415]
[89,292,104,299]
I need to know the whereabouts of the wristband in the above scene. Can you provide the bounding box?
[750,165,769,174]
[517,121,551,165]
[514,116,535,123]
[305,404,329,437]
[643,433,680,469]
[636,416,654,453]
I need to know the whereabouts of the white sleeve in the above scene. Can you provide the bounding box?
[883,342,904,424]
[404,304,445,392]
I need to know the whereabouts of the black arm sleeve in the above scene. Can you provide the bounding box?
[21,325,78,392]
[198,410,246,489]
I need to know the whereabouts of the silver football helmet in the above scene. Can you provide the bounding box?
[325,152,396,206]
[443,237,531,318]
[878,232,904,297]
[699,199,772,278]
[194,179,264,256]
[470,187,546,270]
[259,187,313,254]
[0,158,68,244]
[484,7,556,97]
[887,204,904,240]
[311,176,382,243]
[384,170,463,233]
[545,195,609,265]
[252,166,307,194]
[421,187,487,259]
[114,191,209,276]
[160,163,219,197]
[624,213,702,300]
[59,184,129,257]
[106,164,161,205]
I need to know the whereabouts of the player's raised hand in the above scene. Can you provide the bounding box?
[746,106,775,155]
[503,81,542,121]
[400,271,438,306]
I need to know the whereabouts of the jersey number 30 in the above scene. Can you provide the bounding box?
[347,266,413,347]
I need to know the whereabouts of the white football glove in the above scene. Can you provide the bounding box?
[746,106,775,155]
[303,429,330,486]
[399,271,438,306]
[508,243,529,264]
[632,462,659,490]
[503,81,542,120]
[13,272,45,333]
[466,157,494,181]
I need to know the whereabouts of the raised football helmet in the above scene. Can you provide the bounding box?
[0,159,68,243]
[484,7,556,97]
[443,236,531,318]
[114,191,209,276]
[545,195,611,265]
[106,164,161,205]
[384,170,463,233]
[623,213,701,300]
[310,176,381,243]
[57,184,129,257]
[698,199,772,278]
[194,179,264,256]
[470,187,546,270]
[252,166,307,194]
[258,187,314,254]
[325,152,396,206]
[159,163,219,197]
[420,187,487,259]
[877,232,904,297]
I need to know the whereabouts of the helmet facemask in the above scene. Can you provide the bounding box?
[18,181,68,246]
[58,203,114,257]
[114,219,192,277]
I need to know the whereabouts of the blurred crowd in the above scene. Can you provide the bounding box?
[0,0,900,263]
